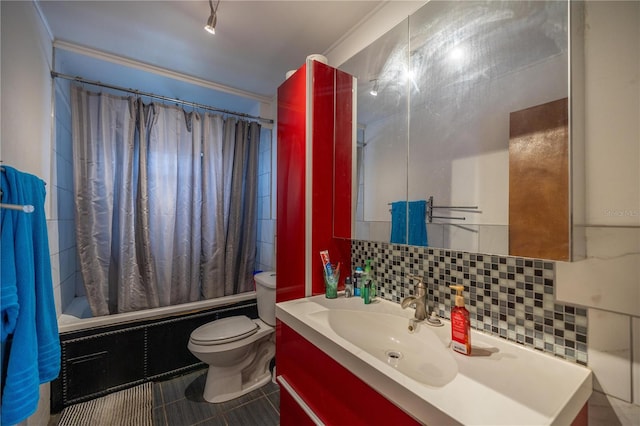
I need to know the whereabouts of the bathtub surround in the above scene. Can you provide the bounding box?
[256,127,276,273]
[51,298,258,412]
[351,240,588,365]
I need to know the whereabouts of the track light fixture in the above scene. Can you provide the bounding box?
[370,79,379,97]
[205,0,220,35]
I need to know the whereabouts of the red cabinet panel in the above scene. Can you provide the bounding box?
[333,69,354,240]
[308,62,352,296]
[279,382,317,426]
[277,66,307,303]
[277,321,420,425]
[277,61,353,301]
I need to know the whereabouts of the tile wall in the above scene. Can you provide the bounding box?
[50,77,82,317]
[255,127,275,273]
[351,240,588,365]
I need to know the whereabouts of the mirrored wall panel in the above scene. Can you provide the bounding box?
[340,1,571,259]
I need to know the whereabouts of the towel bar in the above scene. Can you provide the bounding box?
[427,196,478,223]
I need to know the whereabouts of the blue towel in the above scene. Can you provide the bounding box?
[390,200,428,247]
[390,201,407,244]
[1,166,60,426]
[408,200,428,247]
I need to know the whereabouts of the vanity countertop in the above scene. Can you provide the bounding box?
[276,294,592,426]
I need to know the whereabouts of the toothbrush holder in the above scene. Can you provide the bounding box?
[323,267,339,299]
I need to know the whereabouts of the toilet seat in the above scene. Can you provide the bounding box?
[190,316,259,346]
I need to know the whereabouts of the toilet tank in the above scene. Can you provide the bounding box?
[254,272,276,326]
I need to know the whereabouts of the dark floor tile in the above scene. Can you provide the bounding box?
[223,397,279,426]
[217,388,266,412]
[164,396,225,426]
[193,415,228,426]
[153,382,165,407]
[266,390,280,415]
[184,372,208,402]
[161,373,199,404]
[153,406,167,426]
[260,380,279,396]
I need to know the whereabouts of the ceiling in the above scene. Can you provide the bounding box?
[37,1,383,101]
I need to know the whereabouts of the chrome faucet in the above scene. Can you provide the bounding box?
[401,275,428,321]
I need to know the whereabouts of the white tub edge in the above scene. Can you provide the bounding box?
[58,291,257,334]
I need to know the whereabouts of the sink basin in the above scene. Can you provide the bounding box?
[309,309,457,387]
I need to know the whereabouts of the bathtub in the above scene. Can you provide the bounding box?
[53,291,260,412]
[58,292,257,333]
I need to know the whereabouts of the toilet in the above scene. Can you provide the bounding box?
[188,272,276,403]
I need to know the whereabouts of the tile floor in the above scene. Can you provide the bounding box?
[50,368,280,426]
[153,368,280,426]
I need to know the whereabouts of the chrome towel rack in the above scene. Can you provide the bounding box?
[0,167,35,213]
[427,195,478,223]
[0,202,35,213]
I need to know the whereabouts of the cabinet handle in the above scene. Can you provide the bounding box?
[277,375,325,426]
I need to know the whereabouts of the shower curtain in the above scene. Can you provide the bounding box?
[71,85,260,316]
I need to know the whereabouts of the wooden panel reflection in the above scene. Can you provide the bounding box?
[509,98,569,261]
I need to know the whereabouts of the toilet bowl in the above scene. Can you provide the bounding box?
[188,272,276,403]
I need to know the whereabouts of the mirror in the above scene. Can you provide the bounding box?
[340,1,570,257]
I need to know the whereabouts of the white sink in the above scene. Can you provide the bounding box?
[277,295,592,425]
[309,309,458,387]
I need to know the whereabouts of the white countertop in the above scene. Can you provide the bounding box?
[276,294,592,426]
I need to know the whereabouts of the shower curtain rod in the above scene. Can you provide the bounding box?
[50,71,274,124]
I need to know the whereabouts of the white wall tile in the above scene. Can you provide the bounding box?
[588,308,632,402]
[59,273,77,313]
[369,222,390,242]
[47,219,60,256]
[258,195,271,220]
[260,219,274,245]
[556,253,640,317]
[49,251,61,288]
[56,187,75,221]
[589,391,640,426]
[52,282,63,318]
[58,219,76,252]
[426,223,444,249]
[478,225,508,255]
[75,270,86,297]
[585,227,640,259]
[59,246,77,284]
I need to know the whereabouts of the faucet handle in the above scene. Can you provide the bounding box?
[408,274,426,287]
[407,275,427,295]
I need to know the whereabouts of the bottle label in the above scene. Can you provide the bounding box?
[452,340,469,355]
[451,311,470,354]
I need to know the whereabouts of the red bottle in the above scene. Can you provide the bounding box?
[450,285,471,355]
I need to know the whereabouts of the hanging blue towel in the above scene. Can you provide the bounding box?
[390,201,407,244]
[408,200,428,247]
[1,166,60,426]
[390,200,428,247]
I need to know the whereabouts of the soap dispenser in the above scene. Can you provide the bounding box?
[450,285,471,355]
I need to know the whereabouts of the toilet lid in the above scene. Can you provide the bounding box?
[190,316,259,345]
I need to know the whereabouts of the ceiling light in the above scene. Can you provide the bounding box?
[450,46,465,61]
[205,0,220,35]
[370,79,379,96]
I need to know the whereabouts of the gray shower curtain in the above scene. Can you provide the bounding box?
[201,115,260,297]
[71,85,259,315]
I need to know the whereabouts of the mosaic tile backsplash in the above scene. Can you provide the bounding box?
[351,240,588,365]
